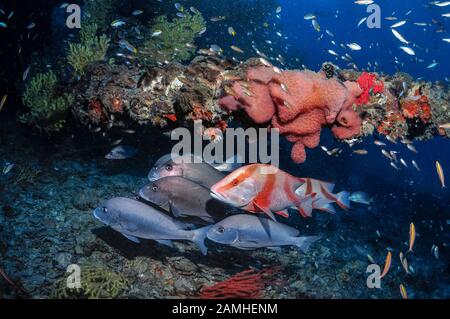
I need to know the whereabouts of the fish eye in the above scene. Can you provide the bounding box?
[217,226,225,233]
[102,207,108,213]
[232,178,239,186]
[165,164,172,171]
[152,186,158,192]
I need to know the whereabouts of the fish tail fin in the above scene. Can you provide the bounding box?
[293,236,321,253]
[335,191,350,210]
[192,226,211,256]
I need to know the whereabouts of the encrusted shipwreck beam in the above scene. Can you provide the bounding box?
[70,56,450,162]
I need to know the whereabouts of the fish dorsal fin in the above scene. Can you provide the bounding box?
[121,233,140,243]
[320,181,335,193]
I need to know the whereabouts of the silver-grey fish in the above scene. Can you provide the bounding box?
[105,145,137,160]
[119,39,138,53]
[93,197,210,255]
[148,153,225,188]
[206,214,321,252]
[139,176,230,223]
[349,192,373,205]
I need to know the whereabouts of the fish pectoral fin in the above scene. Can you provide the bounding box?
[121,233,141,243]
[169,200,183,218]
[252,211,274,239]
[155,239,173,248]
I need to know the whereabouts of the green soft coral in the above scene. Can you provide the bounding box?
[21,71,74,132]
[84,0,117,30]
[139,12,206,65]
[67,23,110,76]
[51,265,129,299]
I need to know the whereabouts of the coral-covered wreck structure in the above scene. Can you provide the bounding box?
[67,56,449,163]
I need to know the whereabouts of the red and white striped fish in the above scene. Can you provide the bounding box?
[296,178,351,214]
[210,164,350,220]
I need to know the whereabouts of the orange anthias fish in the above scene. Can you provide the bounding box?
[399,284,408,299]
[210,164,350,220]
[408,222,415,252]
[436,161,445,188]
[380,251,392,278]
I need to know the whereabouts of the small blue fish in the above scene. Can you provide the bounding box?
[111,20,126,27]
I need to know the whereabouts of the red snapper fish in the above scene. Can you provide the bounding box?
[210,164,350,220]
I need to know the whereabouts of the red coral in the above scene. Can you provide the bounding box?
[401,95,432,123]
[355,72,384,105]
[111,97,124,113]
[219,67,363,163]
[88,99,106,123]
[377,112,406,136]
[198,267,281,299]
[191,105,213,122]
[215,119,228,132]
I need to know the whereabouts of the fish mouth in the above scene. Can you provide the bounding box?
[138,189,149,201]
[147,172,158,181]
[210,191,248,208]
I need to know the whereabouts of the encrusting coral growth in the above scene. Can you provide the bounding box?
[21,71,74,132]
[51,265,128,299]
[67,23,110,76]
[138,11,206,65]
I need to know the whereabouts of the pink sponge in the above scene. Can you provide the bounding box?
[219,66,363,162]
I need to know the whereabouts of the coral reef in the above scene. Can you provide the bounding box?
[21,71,74,132]
[67,55,449,155]
[351,71,448,141]
[51,265,128,299]
[198,267,281,299]
[138,12,206,65]
[71,55,235,131]
[67,23,110,76]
